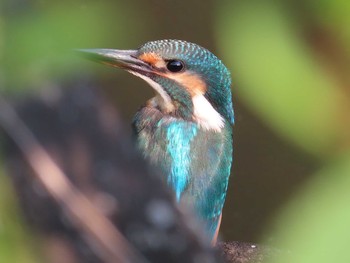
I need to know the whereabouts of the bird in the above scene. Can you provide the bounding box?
[79,39,234,244]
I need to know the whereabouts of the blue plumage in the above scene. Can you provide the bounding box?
[166,122,198,201]
[81,40,234,243]
[133,106,233,239]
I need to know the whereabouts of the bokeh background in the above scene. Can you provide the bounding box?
[1,0,350,262]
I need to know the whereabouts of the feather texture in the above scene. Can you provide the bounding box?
[133,106,233,238]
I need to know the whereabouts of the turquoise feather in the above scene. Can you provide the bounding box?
[165,122,198,201]
[133,106,233,238]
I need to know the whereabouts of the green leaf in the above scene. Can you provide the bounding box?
[216,1,344,156]
[2,2,149,91]
[0,169,41,263]
[264,152,350,263]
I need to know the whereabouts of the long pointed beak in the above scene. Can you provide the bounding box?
[77,49,152,74]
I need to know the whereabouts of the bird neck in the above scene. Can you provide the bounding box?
[205,81,234,126]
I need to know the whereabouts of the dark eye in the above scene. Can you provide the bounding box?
[166,60,184,72]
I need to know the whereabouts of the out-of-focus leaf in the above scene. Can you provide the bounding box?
[310,0,350,55]
[264,152,350,263]
[0,17,4,89]
[216,1,346,156]
[2,1,149,91]
[0,169,40,263]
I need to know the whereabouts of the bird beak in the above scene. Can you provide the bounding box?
[77,49,152,74]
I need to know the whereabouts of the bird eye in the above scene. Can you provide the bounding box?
[166,60,184,72]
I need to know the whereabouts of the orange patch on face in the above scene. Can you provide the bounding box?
[138,53,206,96]
[139,52,165,68]
[162,72,207,96]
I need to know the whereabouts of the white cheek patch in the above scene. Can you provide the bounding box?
[127,71,175,113]
[192,95,224,132]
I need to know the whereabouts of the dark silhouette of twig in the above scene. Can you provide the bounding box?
[0,95,147,263]
[0,84,222,263]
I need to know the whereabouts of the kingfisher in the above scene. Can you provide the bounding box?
[80,40,234,244]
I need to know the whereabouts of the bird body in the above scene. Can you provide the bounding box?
[80,40,234,243]
[134,106,232,237]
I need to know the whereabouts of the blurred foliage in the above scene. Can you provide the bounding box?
[0,168,40,263]
[217,0,350,262]
[217,0,350,157]
[1,0,350,262]
[0,0,152,261]
[265,152,350,263]
[309,0,350,54]
[1,0,151,92]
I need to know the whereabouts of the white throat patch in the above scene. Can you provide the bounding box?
[192,95,224,132]
[128,71,175,113]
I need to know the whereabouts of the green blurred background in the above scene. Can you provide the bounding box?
[1,0,350,262]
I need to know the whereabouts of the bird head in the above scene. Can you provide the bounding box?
[80,40,234,131]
